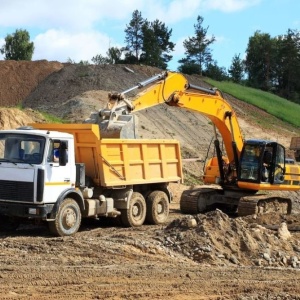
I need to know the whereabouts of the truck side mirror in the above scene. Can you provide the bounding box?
[59,142,68,166]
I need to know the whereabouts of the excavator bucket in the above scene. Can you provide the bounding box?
[84,97,138,139]
[84,72,171,139]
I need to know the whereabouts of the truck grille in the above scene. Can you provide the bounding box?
[0,180,34,202]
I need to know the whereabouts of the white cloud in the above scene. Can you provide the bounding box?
[33,29,113,63]
[0,0,262,65]
[145,0,201,24]
[214,35,227,44]
[203,0,261,12]
[0,0,143,30]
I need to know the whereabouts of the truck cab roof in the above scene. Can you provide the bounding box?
[10,126,73,139]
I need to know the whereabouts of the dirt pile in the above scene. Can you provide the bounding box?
[163,210,300,268]
[0,60,63,106]
[22,64,162,120]
[1,208,300,299]
[0,108,45,130]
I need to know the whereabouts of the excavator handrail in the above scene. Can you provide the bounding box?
[122,72,167,95]
[187,83,218,95]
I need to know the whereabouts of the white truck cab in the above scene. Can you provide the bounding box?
[0,128,81,232]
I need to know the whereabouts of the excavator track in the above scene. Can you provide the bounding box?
[238,195,292,217]
[180,189,199,214]
[180,187,293,218]
[180,187,221,214]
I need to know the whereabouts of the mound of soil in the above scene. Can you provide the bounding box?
[0,60,63,106]
[0,108,45,130]
[164,209,300,268]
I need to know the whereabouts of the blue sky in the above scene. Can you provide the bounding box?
[0,0,299,71]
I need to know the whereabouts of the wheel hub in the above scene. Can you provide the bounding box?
[132,205,140,217]
[64,208,76,228]
[157,203,163,214]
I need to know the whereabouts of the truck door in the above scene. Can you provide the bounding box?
[44,139,72,203]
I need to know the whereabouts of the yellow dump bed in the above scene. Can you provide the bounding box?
[33,123,183,187]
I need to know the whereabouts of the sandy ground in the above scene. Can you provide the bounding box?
[1,194,300,300]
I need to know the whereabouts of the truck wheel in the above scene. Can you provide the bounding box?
[121,192,146,227]
[48,198,81,237]
[0,216,20,232]
[146,191,169,225]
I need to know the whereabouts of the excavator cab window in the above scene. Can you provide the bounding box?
[239,143,264,182]
[238,141,286,184]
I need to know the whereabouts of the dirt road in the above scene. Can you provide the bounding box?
[1,192,300,300]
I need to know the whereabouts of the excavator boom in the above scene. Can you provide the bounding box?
[89,71,243,165]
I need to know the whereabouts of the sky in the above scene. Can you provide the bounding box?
[0,0,299,71]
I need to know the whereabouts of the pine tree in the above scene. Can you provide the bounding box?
[178,16,215,75]
[228,54,244,83]
[140,20,175,69]
[124,10,144,63]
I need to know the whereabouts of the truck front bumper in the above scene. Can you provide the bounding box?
[0,202,54,220]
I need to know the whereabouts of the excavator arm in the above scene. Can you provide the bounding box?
[91,71,244,175]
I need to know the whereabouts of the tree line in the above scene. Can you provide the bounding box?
[1,10,300,103]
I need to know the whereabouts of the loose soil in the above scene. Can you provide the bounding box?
[0,61,300,299]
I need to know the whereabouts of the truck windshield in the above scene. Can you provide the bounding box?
[0,133,46,164]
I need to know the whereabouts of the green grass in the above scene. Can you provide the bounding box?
[41,111,65,123]
[205,79,300,128]
[18,105,65,123]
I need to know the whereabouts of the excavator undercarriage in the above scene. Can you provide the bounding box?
[180,186,292,217]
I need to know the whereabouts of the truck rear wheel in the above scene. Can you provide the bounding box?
[121,192,146,227]
[146,191,169,225]
[48,198,81,237]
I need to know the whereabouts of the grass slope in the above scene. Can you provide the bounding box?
[205,79,300,128]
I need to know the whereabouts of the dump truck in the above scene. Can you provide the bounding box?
[0,123,182,236]
[290,137,300,162]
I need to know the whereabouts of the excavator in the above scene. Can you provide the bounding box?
[85,71,300,216]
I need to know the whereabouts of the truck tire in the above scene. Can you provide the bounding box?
[146,191,169,225]
[48,198,81,237]
[121,192,146,227]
